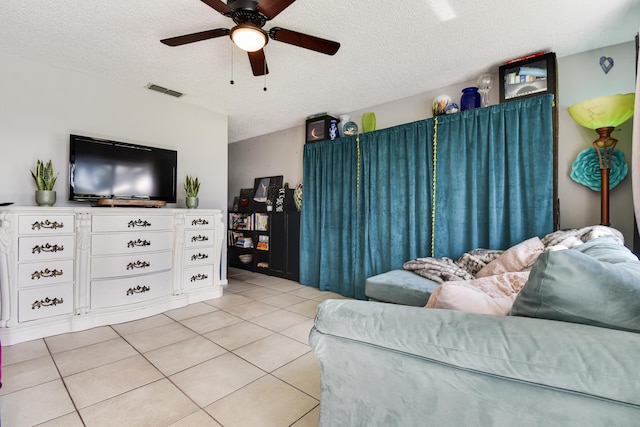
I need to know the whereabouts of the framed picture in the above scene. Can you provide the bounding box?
[305,114,338,143]
[499,52,556,102]
[253,175,283,211]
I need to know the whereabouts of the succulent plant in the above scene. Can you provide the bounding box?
[184,175,200,197]
[31,160,58,191]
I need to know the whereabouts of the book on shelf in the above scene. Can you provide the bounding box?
[235,236,253,248]
[256,234,269,251]
[228,230,245,246]
[254,213,269,231]
[229,213,253,230]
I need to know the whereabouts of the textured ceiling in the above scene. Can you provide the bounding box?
[1,0,639,143]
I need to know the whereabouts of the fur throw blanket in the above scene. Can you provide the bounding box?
[403,225,624,283]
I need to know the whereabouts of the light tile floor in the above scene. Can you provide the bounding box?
[0,268,349,427]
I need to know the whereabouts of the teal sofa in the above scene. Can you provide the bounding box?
[310,236,640,426]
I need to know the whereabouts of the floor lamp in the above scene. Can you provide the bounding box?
[568,93,635,226]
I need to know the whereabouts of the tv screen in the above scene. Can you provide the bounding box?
[69,134,177,203]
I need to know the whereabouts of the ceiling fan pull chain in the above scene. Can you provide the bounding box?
[263,61,267,91]
[230,45,235,85]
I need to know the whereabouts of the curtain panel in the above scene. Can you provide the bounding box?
[300,94,555,299]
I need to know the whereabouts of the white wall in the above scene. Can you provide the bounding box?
[0,52,228,211]
[229,40,638,247]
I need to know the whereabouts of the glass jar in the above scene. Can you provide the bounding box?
[460,87,481,111]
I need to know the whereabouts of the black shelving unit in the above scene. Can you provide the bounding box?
[227,211,300,281]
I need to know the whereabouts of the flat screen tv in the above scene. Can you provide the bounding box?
[69,134,177,203]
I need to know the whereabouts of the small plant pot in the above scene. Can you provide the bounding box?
[35,190,56,207]
[266,205,273,212]
[186,196,199,209]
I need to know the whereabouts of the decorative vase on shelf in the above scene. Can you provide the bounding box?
[460,87,481,111]
[35,190,56,207]
[477,74,494,107]
[186,196,199,209]
[362,112,376,132]
[339,115,351,137]
[329,120,339,140]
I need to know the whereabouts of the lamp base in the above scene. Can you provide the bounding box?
[600,168,610,227]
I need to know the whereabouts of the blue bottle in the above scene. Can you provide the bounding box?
[460,87,481,111]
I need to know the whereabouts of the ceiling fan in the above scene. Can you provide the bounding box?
[161,0,341,76]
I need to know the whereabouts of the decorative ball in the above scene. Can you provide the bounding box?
[444,103,459,114]
[432,95,452,116]
[343,121,358,136]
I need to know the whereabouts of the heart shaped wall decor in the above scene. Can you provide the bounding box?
[600,56,614,74]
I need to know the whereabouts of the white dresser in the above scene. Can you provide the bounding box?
[0,207,225,345]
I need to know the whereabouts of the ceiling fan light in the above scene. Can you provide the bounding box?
[231,25,267,52]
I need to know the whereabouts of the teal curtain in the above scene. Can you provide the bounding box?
[300,94,554,299]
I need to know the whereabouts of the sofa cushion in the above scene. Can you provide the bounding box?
[426,272,529,315]
[476,237,544,278]
[510,236,640,332]
[365,269,439,306]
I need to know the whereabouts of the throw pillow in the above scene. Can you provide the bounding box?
[426,272,530,315]
[476,237,544,278]
[510,235,640,332]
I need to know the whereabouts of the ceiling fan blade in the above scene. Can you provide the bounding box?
[257,0,296,19]
[248,49,269,76]
[201,0,232,15]
[269,27,340,55]
[161,28,230,46]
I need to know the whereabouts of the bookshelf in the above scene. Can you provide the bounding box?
[227,211,300,280]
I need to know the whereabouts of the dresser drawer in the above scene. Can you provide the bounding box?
[185,215,215,229]
[92,231,173,256]
[183,265,214,290]
[90,270,172,309]
[19,283,74,322]
[92,215,173,232]
[184,247,214,266]
[91,250,172,279]
[18,215,75,235]
[185,229,214,248]
[18,235,75,262]
[18,259,74,288]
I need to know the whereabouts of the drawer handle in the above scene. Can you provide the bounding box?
[126,285,150,295]
[32,297,64,309]
[190,273,208,282]
[126,260,150,270]
[32,243,64,254]
[191,218,209,226]
[31,220,64,230]
[31,268,64,280]
[191,235,209,242]
[127,239,151,248]
[191,253,209,261]
[128,219,151,228]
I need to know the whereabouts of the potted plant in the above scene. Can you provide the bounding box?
[265,199,273,212]
[184,175,200,209]
[31,159,58,206]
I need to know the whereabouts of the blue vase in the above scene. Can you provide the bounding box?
[460,87,481,111]
[329,120,338,140]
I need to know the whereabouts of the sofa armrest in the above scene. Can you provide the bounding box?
[311,299,640,407]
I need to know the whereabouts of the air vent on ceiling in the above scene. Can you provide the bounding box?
[146,83,183,98]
